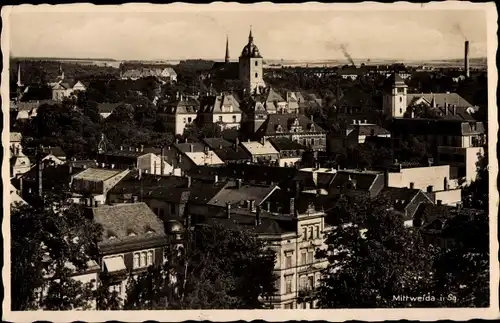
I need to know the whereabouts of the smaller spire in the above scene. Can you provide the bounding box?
[248,25,253,44]
[16,62,23,87]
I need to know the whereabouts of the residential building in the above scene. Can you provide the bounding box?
[240,139,280,164]
[158,95,199,135]
[10,132,23,154]
[71,168,131,205]
[385,164,462,206]
[268,137,306,167]
[121,67,177,82]
[97,146,174,175]
[379,187,434,226]
[52,79,87,101]
[252,114,327,152]
[198,93,242,130]
[97,103,122,119]
[90,202,168,301]
[200,194,331,309]
[328,121,391,150]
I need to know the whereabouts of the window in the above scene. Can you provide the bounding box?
[301,250,307,266]
[255,72,258,78]
[284,302,294,309]
[285,275,293,294]
[188,117,192,123]
[299,275,307,290]
[302,302,307,309]
[139,252,147,267]
[255,61,258,66]
[315,226,320,238]
[147,250,154,266]
[311,138,315,145]
[183,118,187,123]
[307,250,314,264]
[399,97,403,102]
[133,253,140,268]
[308,227,313,240]
[302,227,307,240]
[302,139,307,145]
[285,251,293,268]
[308,276,314,289]
[218,116,223,122]
[158,208,165,219]
[232,115,237,123]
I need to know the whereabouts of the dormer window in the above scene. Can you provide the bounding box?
[276,124,283,132]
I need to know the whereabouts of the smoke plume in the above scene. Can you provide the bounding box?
[339,44,355,66]
[453,23,467,41]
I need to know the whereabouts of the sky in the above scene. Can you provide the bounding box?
[8,4,488,62]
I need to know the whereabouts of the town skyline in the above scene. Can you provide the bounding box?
[9,6,487,62]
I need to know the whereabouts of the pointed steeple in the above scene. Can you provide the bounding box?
[431,95,436,108]
[59,64,64,81]
[248,26,254,44]
[225,35,230,64]
[16,62,23,87]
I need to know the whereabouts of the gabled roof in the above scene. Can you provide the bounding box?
[72,168,122,182]
[391,118,485,136]
[174,142,207,154]
[199,94,241,114]
[184,151,224,166]
[10,132,22,142]
[40,146,66,158]
[380,187,429,211]
[213,146,251,162]
[102,149,148,158]
[255,113,326,137]
[354,124,391,136]
[330,169,383,191]
[407,93,473,109]
[161,97,199,114]
[92,202,166,247]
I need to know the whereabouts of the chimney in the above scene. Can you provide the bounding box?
[249,200,256,212]
[186,176,192,188]
[236,178,242,189]
[384,168,389,188]
[94,200,98,207]
[190,144,194,152]
[160,147,165,175]
[141,144,144,152]
[409,182,414,189]
[427,185,434,193]
[138,168,142,180]
[289,197,295,216]
[437,199,442,205]
[255,206,262,226]
[214,174,218,183]
[310,115,314,122]
[132,195,138,203]
[464,40,470,77]
[226,202,231,219]
[453,105,457,116]
[120,145,123,151]
[266,201,271,212]
[235,138,239,151]
[69,164,73,175]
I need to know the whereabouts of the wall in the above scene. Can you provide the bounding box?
[102,169,131,195]
[387,165,452,192]
[279,157,301,167]
[137,153,174,175]
[433,189,462,206]
[465,147,484,184]
[174,113,197,135]
[212,113,241,128]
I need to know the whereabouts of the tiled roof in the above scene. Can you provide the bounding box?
[184,151,224,166]
[202,137,233,150]
[66,160,98,169]
[19,164,74,191]
[354,124,391,136]
[207,181,277,207]
[268,137,307,152]
[92,202,166,247]
[40,146,66,158]
[240,140,279,156]
[108,171,187,195]
[407,93,473,109]
[383,73,407,89]
[255,113,326,137]
[213,147,251,162]
[202,216,294,236]
[72,168,122,182]
[330,169,382,191]
[161,97,199,114]
[174,142,206,154]
[199,94,241,114]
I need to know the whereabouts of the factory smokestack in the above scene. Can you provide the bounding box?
[464,40,470,78]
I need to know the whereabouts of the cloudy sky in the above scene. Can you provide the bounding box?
[8,4,488,61]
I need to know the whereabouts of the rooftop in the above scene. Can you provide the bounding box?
[240,140,279,155]
[72,168,122,182]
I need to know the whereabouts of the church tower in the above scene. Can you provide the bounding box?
[383,73,407,118]
[16,62,23,87]
[225,35,230,64]
[239,27,266,94]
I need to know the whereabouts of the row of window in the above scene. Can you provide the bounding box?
[302,225,321,241]
[218,115,238,123]
[284,248,317,269]
[133,250,155,269]
[283,273,319,294]
[182,117,193,124]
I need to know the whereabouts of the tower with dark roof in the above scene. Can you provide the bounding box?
[383,73,408,118]
[225,35,230,64]
[239,27,266,94]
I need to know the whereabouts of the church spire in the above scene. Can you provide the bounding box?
[248,26,253,44]
[225,35,230,63]
[59,64,64,81]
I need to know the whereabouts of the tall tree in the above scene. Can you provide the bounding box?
[314,198,434,308]
[124,222,278,309]
[10,192,104,310]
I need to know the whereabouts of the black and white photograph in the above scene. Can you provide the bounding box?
[2,2,498,321]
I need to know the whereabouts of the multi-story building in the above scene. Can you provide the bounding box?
[240,139,280,164]
[89,202,168,301]
[158,95,200,135]
[198,93,242,130]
